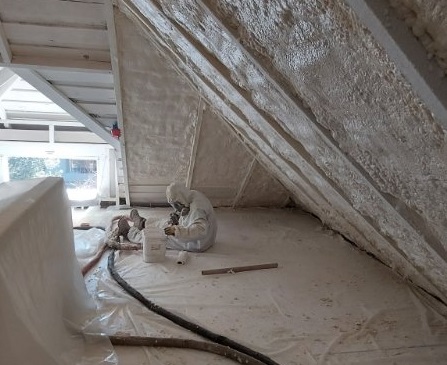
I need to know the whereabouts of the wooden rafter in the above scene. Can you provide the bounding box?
[105,0,130,205]
[0,68,18,99]
[346,0,447,128]
[0,18,12,63]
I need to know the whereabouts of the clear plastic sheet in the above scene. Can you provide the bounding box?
[0,178,116,365]
[75,206,447,365]
[74,228,106,268]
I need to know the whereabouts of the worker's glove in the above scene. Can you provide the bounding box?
[169,212,180,225]
[164,226,176,236]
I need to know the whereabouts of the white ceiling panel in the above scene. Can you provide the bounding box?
[55,85,115,103]
[79,102,116,117]
[4,23,109,50]
[0,0,107,27]
[11,45,110,63]
[37,69,114,87]
[1,100,67,113]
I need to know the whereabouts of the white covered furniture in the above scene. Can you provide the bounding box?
[0,177,113,365]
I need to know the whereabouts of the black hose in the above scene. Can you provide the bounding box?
[107,249,280,365]
[109,335,266,365]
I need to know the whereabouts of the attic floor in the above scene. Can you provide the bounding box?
[73,206,447,365]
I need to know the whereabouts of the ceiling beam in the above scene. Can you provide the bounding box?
[345,0,447,129]
[105,1,130,205]
[0,140,111,158]
[0,56,111,73]
[0,18,12,63]
[0,128,106,144]
[1,119,83,127]
[0,68,19,99]
[5,110,76,121]
[12,68,119,149]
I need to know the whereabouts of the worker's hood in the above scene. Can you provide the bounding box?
[166,183,192,207]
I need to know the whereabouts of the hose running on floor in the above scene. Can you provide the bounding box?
[107,249,281,365]
[108,335,266,365]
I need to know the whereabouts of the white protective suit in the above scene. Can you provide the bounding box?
[166,183,217,252]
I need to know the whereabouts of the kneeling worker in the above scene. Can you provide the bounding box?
[164,182,217,252]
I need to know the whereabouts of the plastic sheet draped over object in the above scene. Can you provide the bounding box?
[0,177,116,365]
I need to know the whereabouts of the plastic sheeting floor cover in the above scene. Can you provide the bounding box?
[73,206,447,365]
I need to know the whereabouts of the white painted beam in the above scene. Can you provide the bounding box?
[0,140,112,159]
[0,18,12,63]
[0,129,106,144]
[0,0,107,28]
[2,119,83,127]
[37,69,114,86]
[55,85,116,103]
[345,0,447,128]
[55,130,106,144]
[49,124,55,144]
[1,100,67,114]
[6,111,76,121]
[1,56,111,72]
[0,128,50,142]
[78,102,117,116]
[11,44,110,63]
[105,0,130,205]
[0,68,18,99]
[11,68,119,149]
[2,22,109,50]
[0,68,17,89]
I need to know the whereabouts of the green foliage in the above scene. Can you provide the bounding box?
[8,157,63,181]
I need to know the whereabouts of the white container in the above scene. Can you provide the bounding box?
[176,250,188,265]
[142,228,166,263]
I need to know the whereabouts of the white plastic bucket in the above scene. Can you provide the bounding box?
[142,228,166,263]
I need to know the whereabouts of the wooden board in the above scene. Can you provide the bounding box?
[4,23,109,50]
[0,0,106,27]
[55,85,115,103]
[3,89,52,103]
[37,69,114,86]
[1,100,66,113]
[79,102,116,116]
[11,44,110,63]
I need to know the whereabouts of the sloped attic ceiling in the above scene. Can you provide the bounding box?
[114,0,447,304]
[113,11,290,206]
[0,0,446,309]
[0,0,290,207]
